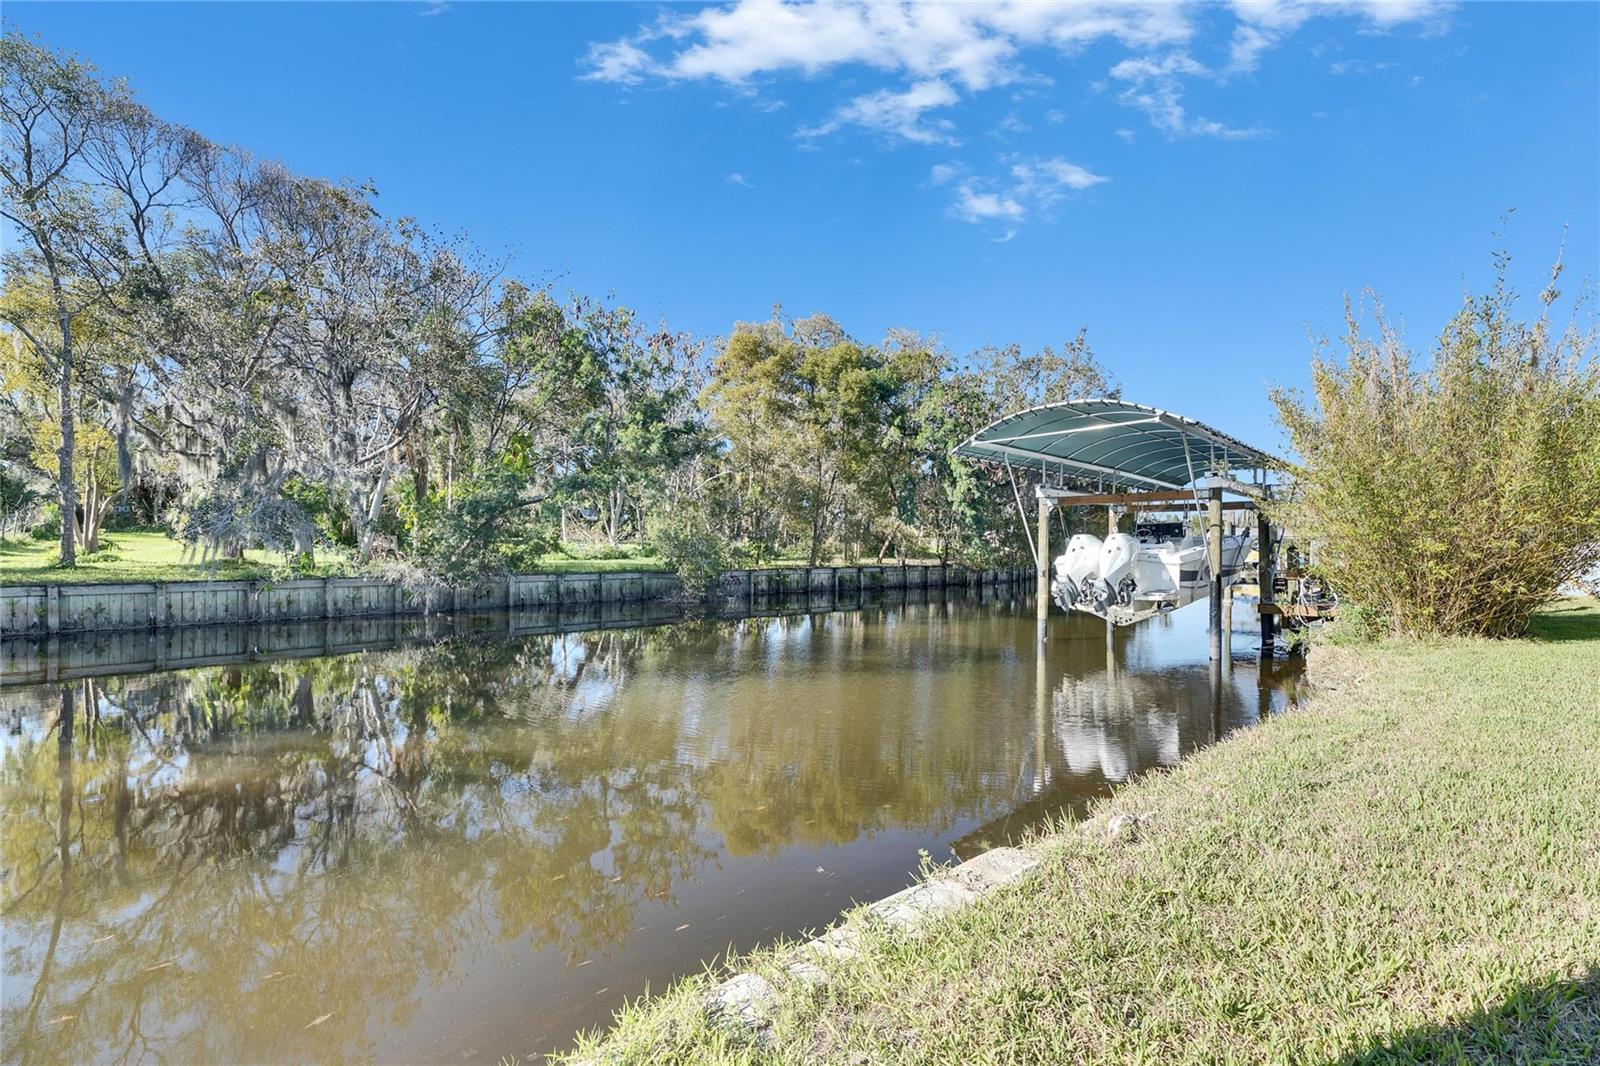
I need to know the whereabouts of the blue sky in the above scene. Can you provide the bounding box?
[5,1,1597,450]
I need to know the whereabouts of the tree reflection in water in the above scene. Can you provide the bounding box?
[1,596,1299,1063]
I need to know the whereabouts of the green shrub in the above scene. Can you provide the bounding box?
[647,506,736,599]
[29,504,60,541]
[1318,603,1386,646]
[408,469,555,581]
[1271,251,1600,638]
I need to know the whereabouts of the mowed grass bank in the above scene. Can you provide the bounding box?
[1,530,958,586]
[0,531,668,584]
[0,530,354,584]
[566,600,1600,1065]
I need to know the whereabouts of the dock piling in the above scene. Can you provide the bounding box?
[1035,494,1052,630]
[1258,513,1277,652]
[1208,487,1224,661]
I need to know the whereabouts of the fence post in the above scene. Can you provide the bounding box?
[46,585,60,634]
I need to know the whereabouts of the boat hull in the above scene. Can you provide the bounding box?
[1051,534,1250,626]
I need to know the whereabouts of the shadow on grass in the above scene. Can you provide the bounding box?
[1528,598,1600,643]
[1339,968,1599,1065]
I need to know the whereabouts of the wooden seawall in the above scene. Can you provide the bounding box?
[1,565,1030,638]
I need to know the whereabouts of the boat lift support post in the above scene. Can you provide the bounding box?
[1258,512,1277,652]
[1193,473,1262,661]
[1035,492,1054,630]
[1208,486,1224,661]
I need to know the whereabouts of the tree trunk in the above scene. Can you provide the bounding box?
[80,469,99,554]
[445,429,456,508]
[406,435,429,507]
[358,461,394,563]
[52,284,77,567]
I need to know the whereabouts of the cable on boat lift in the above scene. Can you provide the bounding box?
[1004,457,1038,567]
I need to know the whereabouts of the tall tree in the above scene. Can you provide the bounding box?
[705,313,887,565]
[2,34,200,560]
[1,34,110,565]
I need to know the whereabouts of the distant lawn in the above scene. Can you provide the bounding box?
[1,531,968,586]
[0,531,671,585]
[531,554,668,574]
[0,531,350,585]
[565,600,1600,1064]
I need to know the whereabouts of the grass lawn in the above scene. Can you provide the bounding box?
[0,531,675,584]
[1,531,965,586]
[564,599,1600,1065]
[0,531,357,585]
[0,528,675,582]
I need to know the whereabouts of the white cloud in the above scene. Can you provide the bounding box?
[799,79,960,145]
[1107,51,1260,138]
[586,0,1448,138]
[583,39,657,85]
[933,155,1106,230]
[584,0,1450,219]
[954,185,1026,223]
[583,1,1196,144]
[1108,2,1445,136]
[1226,1,1451,73]
[1328,58,1400,76]
[997,112,1032,135]
[419,0,449,16]
[586,2,1193,90]
[727,172,753,187]
[1189,117,1265,140]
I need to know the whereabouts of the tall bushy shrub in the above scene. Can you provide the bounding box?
[1271,254,1600,637]
[647,505,737,600]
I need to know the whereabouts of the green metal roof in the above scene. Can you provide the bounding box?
[954,398,1280,490]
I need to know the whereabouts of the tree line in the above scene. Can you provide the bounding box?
[1,33,1112,585]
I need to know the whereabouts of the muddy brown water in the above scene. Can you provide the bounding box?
[1,588,1301,1064]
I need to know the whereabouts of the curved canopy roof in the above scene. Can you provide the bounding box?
[954,398,1280,491]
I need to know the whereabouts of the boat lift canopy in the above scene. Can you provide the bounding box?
[955,397,1285,651]
[954,397,1280,491]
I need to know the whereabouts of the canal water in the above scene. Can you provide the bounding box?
[1,588,1301,1064]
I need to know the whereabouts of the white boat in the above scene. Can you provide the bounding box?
[1052,529,1249,623]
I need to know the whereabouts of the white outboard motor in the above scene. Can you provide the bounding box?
[1097,533,1140,606]
[1053,534,1103,608]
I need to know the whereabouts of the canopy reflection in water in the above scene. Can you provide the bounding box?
[1,589,1298,1063]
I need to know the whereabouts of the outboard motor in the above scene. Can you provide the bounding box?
[1097,533,1140,607]
[1054,534,1103,608]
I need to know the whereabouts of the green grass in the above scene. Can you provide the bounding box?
[0,531,676,584]
[0,531,358,585]
[564,600,1600,1065]
[1,531,971,586]
[533,556,668,573]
